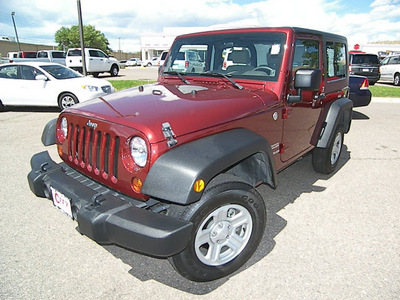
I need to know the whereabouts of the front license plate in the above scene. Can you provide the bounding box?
[50,187,73,219]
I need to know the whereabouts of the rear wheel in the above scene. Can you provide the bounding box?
[168,175,266,282]
[312,126,344,174]
[58,93,78,110]
[394,73,400,86]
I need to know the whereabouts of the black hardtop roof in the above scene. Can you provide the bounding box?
[291,27,347,41]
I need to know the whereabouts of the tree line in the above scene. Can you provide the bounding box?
[55,25,111,54]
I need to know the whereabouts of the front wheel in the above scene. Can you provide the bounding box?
[168,176,266,282]
[110,65,119,77]
[312,126,344,174]
[58,93,78,110]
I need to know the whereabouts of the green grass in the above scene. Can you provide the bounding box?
[110,80,400,98]
[110,80,155,91]
[370,85,400,98]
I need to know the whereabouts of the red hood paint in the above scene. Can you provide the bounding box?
[66,82,278,144]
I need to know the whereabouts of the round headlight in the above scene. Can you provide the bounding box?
[60,117,68,137]
[130,137,147,167]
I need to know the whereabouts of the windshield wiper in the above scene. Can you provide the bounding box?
[200,71,243,90]
[163,71,190,84]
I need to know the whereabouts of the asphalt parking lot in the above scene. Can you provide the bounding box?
[1,91,399,298]
[99,65,159,81]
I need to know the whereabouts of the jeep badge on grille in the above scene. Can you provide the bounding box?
[86,120,98,129]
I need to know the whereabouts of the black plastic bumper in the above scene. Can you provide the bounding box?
[27,151,193,257]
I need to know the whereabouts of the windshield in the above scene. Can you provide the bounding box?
[163,32,286,82]
[40,65,82,79]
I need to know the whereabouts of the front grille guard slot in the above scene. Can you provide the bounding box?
[67,123,120,181]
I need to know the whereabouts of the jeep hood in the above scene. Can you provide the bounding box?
[67,83,277,143]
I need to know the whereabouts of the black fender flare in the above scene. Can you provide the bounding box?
[41,118,57,146]
[142,128,277,205]
[313,97,353,148]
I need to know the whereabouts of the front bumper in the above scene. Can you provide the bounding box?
[27,151,192,257]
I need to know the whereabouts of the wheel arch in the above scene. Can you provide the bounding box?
[110,63,119,71]
[142,128,277,205]
[313,97,353,149]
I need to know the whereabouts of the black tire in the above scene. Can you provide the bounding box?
[58,93,78,110]
[394,73,400,86]
[0,100,5,112]
[92,72,99,78]
[110,65,119,77]
[312,126,344,174]
[168,175,266,282]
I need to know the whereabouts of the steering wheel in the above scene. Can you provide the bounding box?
[251,66,275,75]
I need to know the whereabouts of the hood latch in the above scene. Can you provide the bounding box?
[162,122,178,147]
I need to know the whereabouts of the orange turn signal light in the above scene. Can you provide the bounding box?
[194,179,205,193]
[57,144,63,157]
[132,177,143,193]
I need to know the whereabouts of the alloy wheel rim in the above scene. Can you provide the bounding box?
[194,204,253,266]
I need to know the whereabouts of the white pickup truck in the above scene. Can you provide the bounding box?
[36,50,66,65]
[7,50,66,65]
[66,48,119,77]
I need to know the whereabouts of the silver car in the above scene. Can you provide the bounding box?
[379,54,400,86]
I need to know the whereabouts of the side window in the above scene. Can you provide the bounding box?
[97,51,107,58]
[0,65,18,79]
[89,50,97,57]
[389,56,400,64]
[326,42,347,80]
[20,66,44,80]
[292,39,319,72]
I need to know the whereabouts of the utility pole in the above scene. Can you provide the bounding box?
[11,12,21,52]
[77,0,87,75]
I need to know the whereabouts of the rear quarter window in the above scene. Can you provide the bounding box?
[326,42,347,80]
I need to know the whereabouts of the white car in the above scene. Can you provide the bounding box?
[126,58,142,67]
[0,61,114,111]
[142,57,160,67]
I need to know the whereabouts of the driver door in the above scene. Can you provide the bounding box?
[281,37,323,162]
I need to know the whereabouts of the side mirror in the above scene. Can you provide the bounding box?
[35,74,48,81]
[287,69,321,103]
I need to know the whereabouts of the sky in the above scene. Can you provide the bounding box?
[0,0,399,53]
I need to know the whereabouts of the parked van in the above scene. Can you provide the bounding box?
[171,50,204,73]
[379,54,400,86]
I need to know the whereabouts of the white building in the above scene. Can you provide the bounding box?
[140,27,208,61]
[351,43,400,59]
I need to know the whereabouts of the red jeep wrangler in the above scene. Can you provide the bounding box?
[28,27,352,282]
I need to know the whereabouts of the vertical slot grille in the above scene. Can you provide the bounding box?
[67,122,120,181]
